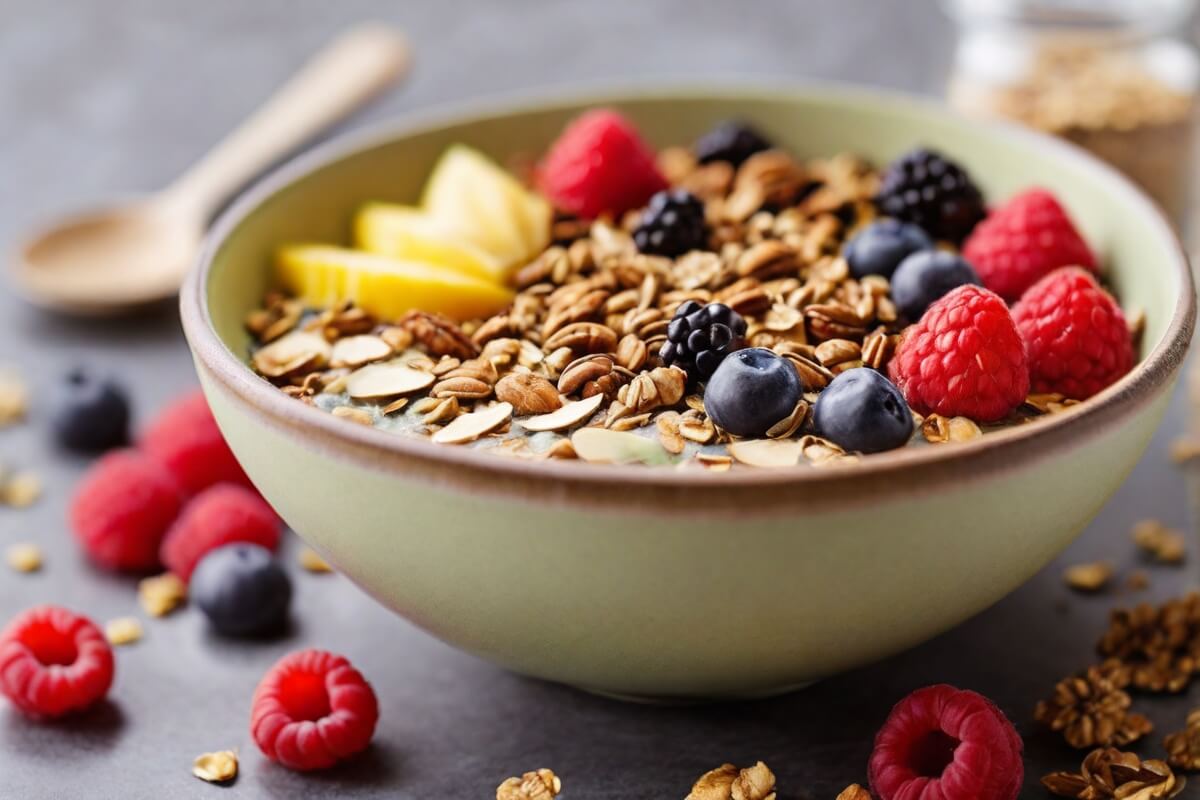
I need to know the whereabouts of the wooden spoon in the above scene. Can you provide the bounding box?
[13,24,410,316]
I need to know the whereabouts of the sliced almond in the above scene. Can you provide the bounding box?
[570,427,671,465]
[696,453,733,471]
[346,362,435,400]
[728,439,803,468]
[432,403,514,445]
[521,394,604,433]
[330,335,392,368]
[252,331,331,378]
[331,406,373,426]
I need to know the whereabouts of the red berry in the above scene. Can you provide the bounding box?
[160,484,281,582]
[251,649,378,771]
[70,449,184,571]
[1012,267,1134,400]
[889,285,1029,422]
[869,684,1023,800]
[0,606,114,719]
[962,187,1097,302]
[140,390,253,496]
[537,108,667,219]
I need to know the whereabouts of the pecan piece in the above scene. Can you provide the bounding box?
[495,372,562,416]
[399,311,480,359]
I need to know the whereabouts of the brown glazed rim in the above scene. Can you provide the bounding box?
[181,82,1196,516]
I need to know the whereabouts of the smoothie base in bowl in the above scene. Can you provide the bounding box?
[181,83,1194,699]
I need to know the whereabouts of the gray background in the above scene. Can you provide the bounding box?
[1,1,1197,797]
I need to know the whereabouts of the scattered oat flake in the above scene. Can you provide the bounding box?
[2,472,42,508]
[138,572,186,617]
[192,749,238,784]
[1064,562,1113,593]
[331,405,373,426]
[105,617,143,645]
[299,546,333,573]
[696,453,733,472]
[1132,519,1186,564]
[496,768,560,800]
[0,370,28,428]
[836,786,873,800]
[6,543,41,573]
[728,439,803,468]
[431,402,513,445]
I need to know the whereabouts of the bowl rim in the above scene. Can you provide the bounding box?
[181,80,1196,513]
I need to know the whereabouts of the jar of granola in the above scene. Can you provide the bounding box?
[943,0,1199,230]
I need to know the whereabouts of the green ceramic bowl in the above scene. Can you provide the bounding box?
[181,84,1194,700]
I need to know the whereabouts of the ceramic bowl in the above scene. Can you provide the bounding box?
[181,84,1194,700]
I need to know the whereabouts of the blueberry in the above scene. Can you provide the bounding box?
[693,120,773,167]
[842,219,933,279]
[813,368,914,454]
[49,368,131,453]
[890,250,982,320]
[703,348,802,438]
[191,544,292,636]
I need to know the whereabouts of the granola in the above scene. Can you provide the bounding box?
[246,114,1134,468]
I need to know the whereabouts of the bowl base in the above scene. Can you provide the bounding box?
[578,679,819,705]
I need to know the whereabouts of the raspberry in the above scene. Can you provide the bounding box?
[1012,267,1134,400]
[869,684,1023,800]
[140,390,254,496]
[251,649,378,771]
[888,285,1029,422]
[962,188,1098,302]
[536,109,667,219]
[160,484,281,583]
[70,449,185,571]
[0,606,114,719]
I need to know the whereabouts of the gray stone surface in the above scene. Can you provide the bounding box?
[0,1,1196,797]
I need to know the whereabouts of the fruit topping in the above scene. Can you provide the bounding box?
[160,484,281,583]
[692,119,773,166]
[633,189,708,256]
[420,144,552,269]
[876,148,986,244]
[842,218,933,279]
[49,368,130,453]
[354,203,506,283]
[0,605,114,719]
[1012,266,1134,400]
[963,187,1098,302]
[704,348,803,438]
[659,301,747,380]
[813,368,914,454]
[140,390,254,496]
[537,108,667,219]
[890,250,982,321]
[868,684,1024,800]
[191,543,292,636]
[70,449,184,572]
[275,245,515,323]
[251,649,379,771]
[889,285,1029,422]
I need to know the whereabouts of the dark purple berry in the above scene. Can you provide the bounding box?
[813,368,913,454]
[703,348,802,438]
[876,148,986,244]
[191,543,292,636]
[659,301,746,381]
[49,368,130,453]
[694,120,772,167]
[891,250,982,320]
[842,219,933,279]
[633,190,707,257]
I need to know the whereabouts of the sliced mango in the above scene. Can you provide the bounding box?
[421,145,552,268]
[276,244,513,322]
[354,203,507,284]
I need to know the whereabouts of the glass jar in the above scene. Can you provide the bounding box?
[943,0,1199,230]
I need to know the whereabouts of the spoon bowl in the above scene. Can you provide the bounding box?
[17,201,201,315]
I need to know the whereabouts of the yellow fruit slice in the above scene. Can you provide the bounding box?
[421,145,552,267]
[354,203,506,284]
[275,245,514,322]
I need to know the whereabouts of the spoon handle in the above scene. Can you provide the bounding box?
[163,23,410,221]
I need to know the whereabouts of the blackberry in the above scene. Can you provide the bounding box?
[633,190,707,257]
[876,148,986,245]
[693,120,773,167]
[659,301,746,381]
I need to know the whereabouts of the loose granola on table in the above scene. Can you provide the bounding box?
[245,111,1138,469]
